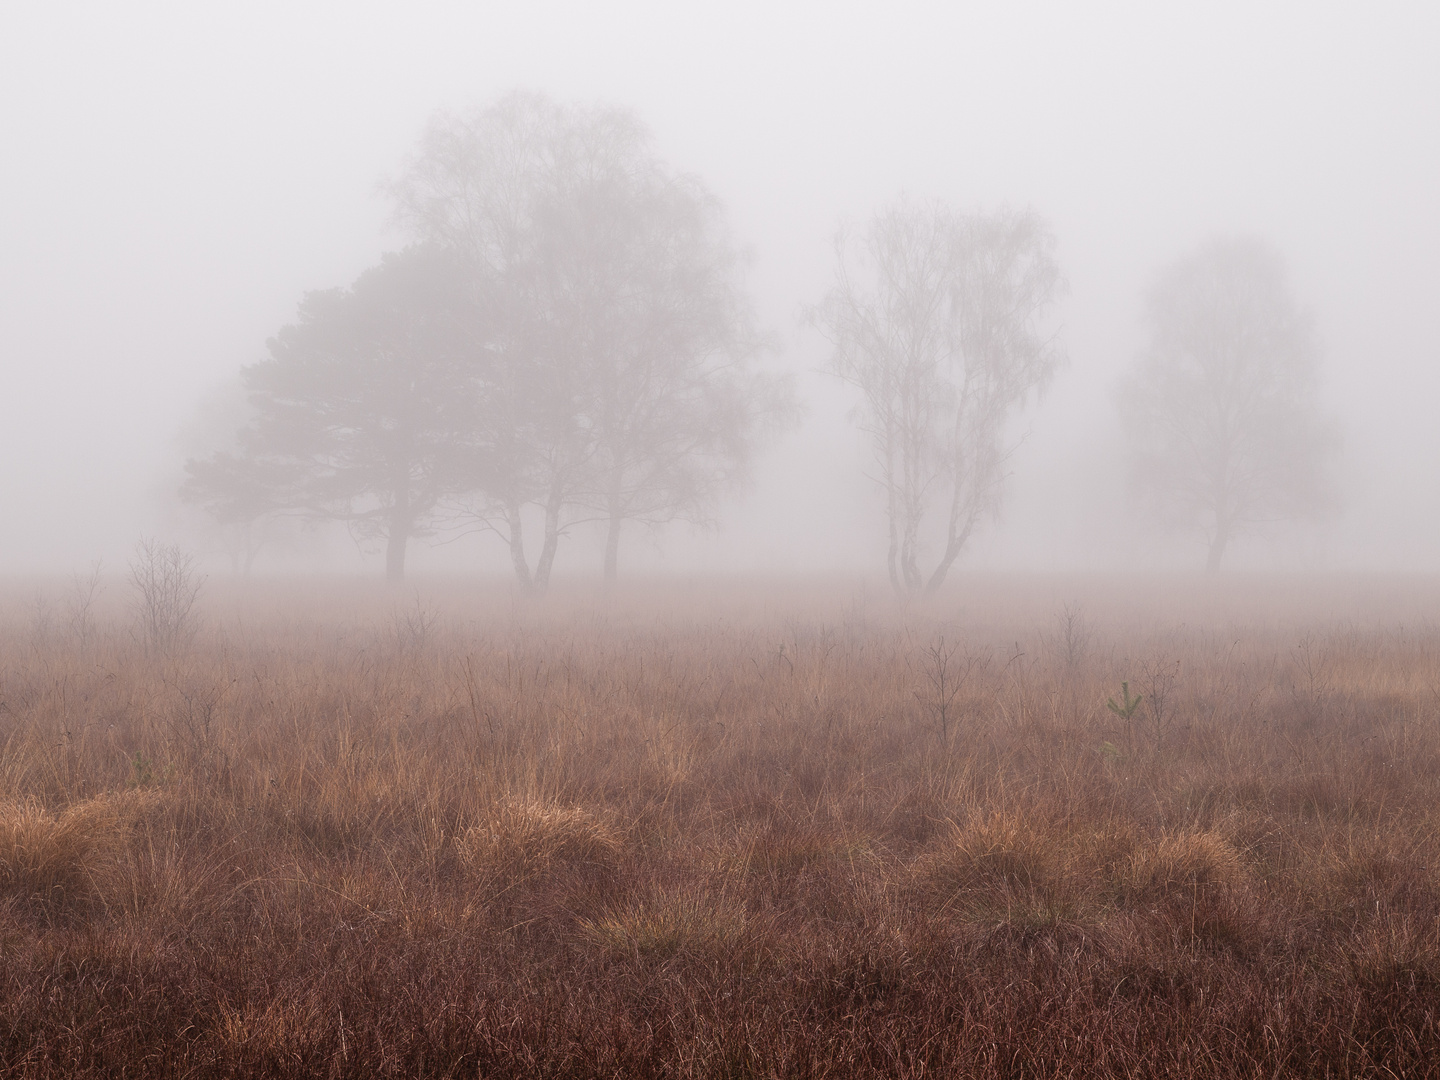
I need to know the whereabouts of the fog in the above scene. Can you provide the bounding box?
[3,2,1437,581]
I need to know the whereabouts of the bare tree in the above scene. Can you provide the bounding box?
[391,91,788,589]
[129,538,203,654]
[391,94,620,591]
[575,168,791,583]
[65,561,104,648]
[814,199,1064,597]
[1118,237,1340,572]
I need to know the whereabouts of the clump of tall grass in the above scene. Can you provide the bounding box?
[916,809,1058,897]
[1124,828,1246,900]
[0,789,167,915]
[579,887,754,964]
[457,797,624,890]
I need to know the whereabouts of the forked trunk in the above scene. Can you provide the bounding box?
[533,486,565,593]
[924,530,969,596]
[505,503,535,593]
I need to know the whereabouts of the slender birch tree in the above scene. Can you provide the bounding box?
[815,199,1064,596]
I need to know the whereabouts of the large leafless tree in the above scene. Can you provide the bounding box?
[391,92,786,589]
[814,199,1064,597]
[571,164,788,582]
[1118,237,1340,572]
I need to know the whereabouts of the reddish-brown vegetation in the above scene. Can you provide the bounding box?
[2,576,1439,1077]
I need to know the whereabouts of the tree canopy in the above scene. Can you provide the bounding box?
[185,244,470,581]
[1118,237,1340,571]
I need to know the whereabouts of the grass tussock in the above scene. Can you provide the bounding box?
[1,574,1440,1077]
[919,810,1058,897]
[1125,828,1245,899]
[580,888,753,964]
[0,788,167,916]
[457,796,624,889]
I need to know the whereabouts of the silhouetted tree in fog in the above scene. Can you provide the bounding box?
[814,200,1063,597]
[174,379,303,574]
[574,166,790,583]
[391,91,787,588]
[180,451,291,576]
[1118,238,1339,572]
[183,245,469,581]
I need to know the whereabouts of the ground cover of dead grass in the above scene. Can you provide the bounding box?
[1,574,1439,1076]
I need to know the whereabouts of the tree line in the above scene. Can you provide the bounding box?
[184,93,790,589]
[184,91,1339,592]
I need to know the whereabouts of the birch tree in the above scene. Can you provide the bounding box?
[815,199,1063,596]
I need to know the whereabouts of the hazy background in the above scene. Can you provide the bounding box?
[3,1,1437,579]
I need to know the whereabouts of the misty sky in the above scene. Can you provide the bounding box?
[3,2,1437,577]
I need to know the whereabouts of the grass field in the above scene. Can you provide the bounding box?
[3,574,1440,1077]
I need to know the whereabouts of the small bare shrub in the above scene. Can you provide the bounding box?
[913,636,984,746]
[1052,601,1092,671]
[391,594,442,652]
[129,538,204,654]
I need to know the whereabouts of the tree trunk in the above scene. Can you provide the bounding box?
[604,514,622,585]
[1205,521,1230,574]
[901,523,923,594]
[533,485,565,593]
[505,502,535,593]
[885,479,903,597]
[603,467,625,586]
[924,522,973,596]
[387,468,412,583]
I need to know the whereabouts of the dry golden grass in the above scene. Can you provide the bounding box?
[0,788,169,917]
[457,796,625,891]
[1,573,1440,1076]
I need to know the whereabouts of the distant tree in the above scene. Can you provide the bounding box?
[183,244,469,581]
[814,199,1064,597]
[179,451,293,576]
[129,537,204,655]
[173,378,302,575]
[569,156,791,583]
[1118,237,1340,572]
[391,91,788,588]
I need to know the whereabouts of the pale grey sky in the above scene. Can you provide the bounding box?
[2,2,1437,576]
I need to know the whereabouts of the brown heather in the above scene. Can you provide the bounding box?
[2,574,1440,1077]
